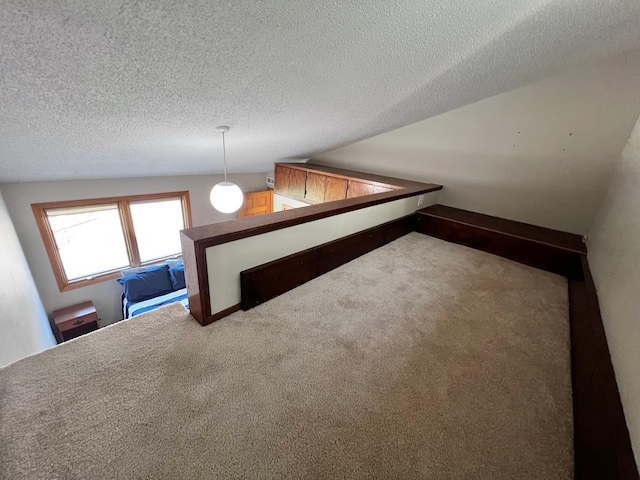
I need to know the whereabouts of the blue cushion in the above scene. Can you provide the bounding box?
[121,258,183,277]
[169,265,186,290]
[117,264,173,302]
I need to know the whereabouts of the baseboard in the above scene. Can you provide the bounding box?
[413,205,637,479]
[201,304,241,326]
[240,215,416,310]
[415,205,584,278]
[214,204,639,478]
[570,257,638,480]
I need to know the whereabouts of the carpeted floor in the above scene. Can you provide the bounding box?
[0,233,573,479]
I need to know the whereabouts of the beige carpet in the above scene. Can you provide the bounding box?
[0,233,573,479]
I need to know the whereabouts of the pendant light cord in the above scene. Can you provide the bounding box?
[221,131,228,182]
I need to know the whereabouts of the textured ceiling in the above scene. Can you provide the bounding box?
[1,1,640,182]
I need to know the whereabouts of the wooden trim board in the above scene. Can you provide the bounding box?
[413,204,637,479]
[419,204,586,253]
[570,257,639,480]
[180,169,440,325]
[239,215,416,310]
[182,180,441,247]
[415,205,584,278]
[202,304,241,326]
[190,195,637,478]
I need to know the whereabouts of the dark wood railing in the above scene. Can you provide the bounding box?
[180,164,442,325]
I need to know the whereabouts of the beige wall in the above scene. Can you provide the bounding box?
[273,193,311,212]
[0,192,56,367]
[588,115,640,468]
[314,51,640,235]
[0,173,266,326]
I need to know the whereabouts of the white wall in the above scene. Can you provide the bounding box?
[206,192,439,315]
[273,193,311,212]
[588,115,640,469]
[314,50,640,235]
[0,173,266,326]
[0,192,56,367]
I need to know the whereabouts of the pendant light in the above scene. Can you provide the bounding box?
[210,126,244,214]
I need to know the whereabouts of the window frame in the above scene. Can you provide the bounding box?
[32,191,192,292]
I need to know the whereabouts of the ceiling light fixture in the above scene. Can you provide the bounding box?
[210,126,244,214]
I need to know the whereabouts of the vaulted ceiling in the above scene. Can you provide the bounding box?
[2,0,640,182]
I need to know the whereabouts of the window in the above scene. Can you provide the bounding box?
[46,204,130,282]
[129,198,186,263]
[32,192,191,291]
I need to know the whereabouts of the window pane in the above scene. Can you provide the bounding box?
[47,204,130,281]
[130,198,185,263]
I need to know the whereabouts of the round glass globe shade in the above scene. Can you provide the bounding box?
[210,182,244,213]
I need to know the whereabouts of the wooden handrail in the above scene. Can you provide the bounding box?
[180,164,442,325]
[181,165,441,247]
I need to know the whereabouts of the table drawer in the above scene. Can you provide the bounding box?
[57,312,99,332]
[53,300,100,342]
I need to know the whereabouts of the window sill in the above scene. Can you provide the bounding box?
[58,255,183,292]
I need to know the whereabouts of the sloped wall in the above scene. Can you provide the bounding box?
[314,51,640,235]
[0,192,55,367]
[588,115,640,469]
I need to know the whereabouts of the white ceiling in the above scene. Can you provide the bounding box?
[1,0,640,182]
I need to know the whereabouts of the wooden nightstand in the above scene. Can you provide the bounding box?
[53,301,100,342]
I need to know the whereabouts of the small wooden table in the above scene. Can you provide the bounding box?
[52,301,100,342]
